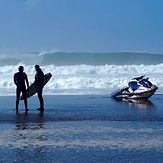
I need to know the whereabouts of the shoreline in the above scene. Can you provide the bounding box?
[0,94,162,122]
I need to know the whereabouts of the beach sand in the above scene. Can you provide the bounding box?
[0,95,163,162]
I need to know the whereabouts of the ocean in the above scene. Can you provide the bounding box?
[1,52,163,162]
[1,51,163,96]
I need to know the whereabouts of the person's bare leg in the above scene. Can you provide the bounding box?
[16,88,21,113]
[22,89,28,112]
[37,88,44,111]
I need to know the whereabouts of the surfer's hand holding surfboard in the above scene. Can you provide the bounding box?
[20,73,52,100]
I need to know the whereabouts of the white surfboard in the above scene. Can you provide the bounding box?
[20,73,52,100]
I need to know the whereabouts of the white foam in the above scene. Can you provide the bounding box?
[0,64,163,95]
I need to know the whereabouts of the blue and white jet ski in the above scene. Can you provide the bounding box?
[111,76,158,100]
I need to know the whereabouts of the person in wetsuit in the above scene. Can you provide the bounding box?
[14,66,29,113]
[35,65,44,111]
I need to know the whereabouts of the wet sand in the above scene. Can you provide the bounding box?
[0,95,163,162]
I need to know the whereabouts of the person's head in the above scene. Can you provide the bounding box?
[18,66,24,73]
[35,64,40,71]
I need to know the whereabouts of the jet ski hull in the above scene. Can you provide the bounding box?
[111,85,158,100]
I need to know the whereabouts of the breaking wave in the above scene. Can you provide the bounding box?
[0,51,163,66]
[1,64,163,95]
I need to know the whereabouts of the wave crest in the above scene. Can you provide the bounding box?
[0,64,162,95]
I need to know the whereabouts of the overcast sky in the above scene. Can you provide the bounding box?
[0,0,162,53]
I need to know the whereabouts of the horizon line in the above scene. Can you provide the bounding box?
[0,50,163,55]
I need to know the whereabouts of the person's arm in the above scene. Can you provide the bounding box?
[14,74,18,86]
[25,74,29,89]
[41,71,44,82]
[40,71,44,87]
[26,77,29,89]
[34,73,38,85]
[35,71,44,86]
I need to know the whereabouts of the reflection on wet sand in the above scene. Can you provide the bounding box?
[13,112,47,162]
[113,98,155,109]
[15,111,44,130]
[16,123,43,130]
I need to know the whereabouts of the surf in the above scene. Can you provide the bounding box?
[0,51,162,95]
[1,51,163,66]
[0,63,162,95]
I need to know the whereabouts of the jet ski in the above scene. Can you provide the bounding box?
[111,76,158,100]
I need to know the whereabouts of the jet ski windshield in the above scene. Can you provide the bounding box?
[128,81,139,91]
[128,77,153,91]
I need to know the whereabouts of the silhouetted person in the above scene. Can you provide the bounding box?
[35,65,44,111]
[14,66,29,113]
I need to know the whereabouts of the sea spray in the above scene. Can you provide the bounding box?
[0,63,162,95]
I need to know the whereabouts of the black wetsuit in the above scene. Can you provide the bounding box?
[14,72,28,111]
[35,68,44,109]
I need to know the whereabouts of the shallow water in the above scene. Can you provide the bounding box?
[0,95,163,162]
[0,121,163,162]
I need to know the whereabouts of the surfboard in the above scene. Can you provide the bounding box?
[20,73,52,100]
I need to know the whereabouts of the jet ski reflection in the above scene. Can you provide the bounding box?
[113,98,155,109]
[111,76,158,100]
